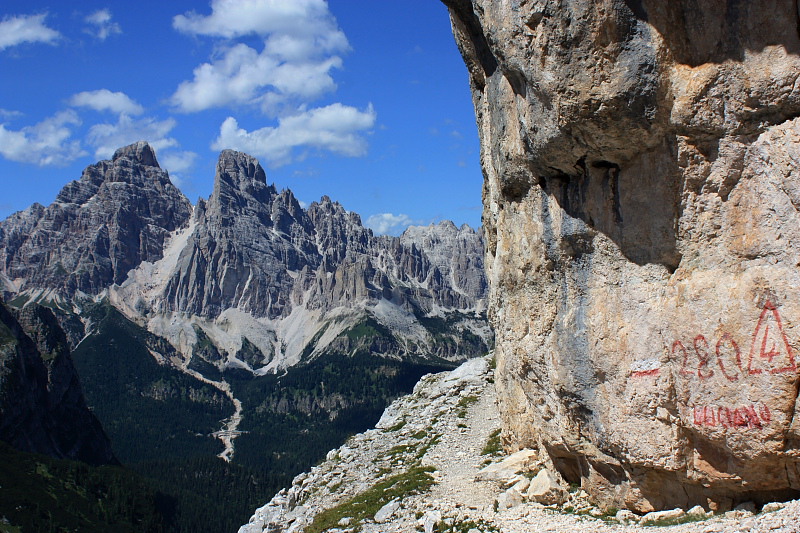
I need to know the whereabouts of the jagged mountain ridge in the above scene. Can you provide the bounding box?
[1,142,490,373]
[0,142,192,299]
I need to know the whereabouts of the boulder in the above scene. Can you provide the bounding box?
[641,508,685,525]
[442,0,800,512]
[526,469,567,505]
[475,449,538,484]
[497,487,524,510]
[374,499,399,523]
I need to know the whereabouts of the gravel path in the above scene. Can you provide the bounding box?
[239,356,800,533]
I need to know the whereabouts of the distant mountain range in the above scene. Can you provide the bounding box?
[0,141,491,532]
[1,141,490,372]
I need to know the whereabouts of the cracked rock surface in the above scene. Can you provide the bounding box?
[441,0,800,511]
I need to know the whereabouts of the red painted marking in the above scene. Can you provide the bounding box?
[694,335,714,380]
[717,406,733,428]
[692,402,770,429]
[715,333,741,382]
[674,340,693,377]
[693,406,704,425]
[748,300,796,375]
[758,403,772,423]
[631,368,661,378]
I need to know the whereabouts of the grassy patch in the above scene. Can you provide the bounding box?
[306,466,435,533]
[481,429,502,456]
[415,435,441,460]
[450,518,501,532]
[387,418,407,432]
[456,394,479,418]
[387,443,415,458]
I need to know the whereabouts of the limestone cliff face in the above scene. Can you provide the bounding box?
[443,0,800,511]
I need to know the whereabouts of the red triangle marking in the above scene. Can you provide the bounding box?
[747,300,796,375]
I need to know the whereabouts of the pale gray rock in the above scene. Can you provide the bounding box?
[474,449,538,484]
[615,509,638,523]
[640,508,685,524]
[526,469,567,505]
[443,0,800,511]
[159,149,488,325]
[423,510,442,533]
[686,505,708,519]
[4,144,490,367]
[374,499,400,523]
[0,142,191,298]
[497,487,524,509]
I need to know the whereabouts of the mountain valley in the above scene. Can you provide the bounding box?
[0,142,491,532]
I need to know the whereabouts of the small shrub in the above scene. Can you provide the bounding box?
[481,429,502,456]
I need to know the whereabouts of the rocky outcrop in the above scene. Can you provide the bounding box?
[443,0,800,512]
[0,302,116,465]
[0,142,191,298]
[238,354,800,533]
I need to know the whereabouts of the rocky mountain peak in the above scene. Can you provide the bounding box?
[1,141,191,297]
[112,141,159,167]
[215,149,272,195]
[208,149,278,224]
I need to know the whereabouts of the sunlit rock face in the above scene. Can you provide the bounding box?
[443,0,800,512]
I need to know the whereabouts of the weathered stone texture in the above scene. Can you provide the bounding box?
[443,0,800,511]
[0,142,192,296]
[161,149,488,322]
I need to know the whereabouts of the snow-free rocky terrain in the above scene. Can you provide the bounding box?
[0,142,491,461]
[239,355,800,533]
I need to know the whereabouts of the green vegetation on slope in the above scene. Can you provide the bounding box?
[63,304,456,533]
[306,466,436,533]
[71,304,232,464]
[70,304,264,532]
[0,440,169,533]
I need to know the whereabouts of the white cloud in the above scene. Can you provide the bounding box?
[69,89,143,116]
[0,13,60,51]
[171,42,342,113]
[0,110,85,165]
[365,213,416,236]
[171,0,348,114]
[173,0,345,41]
[85,114,178,160]
[160,150,197,174]
[211,103,375,166]
[160,150,197,189]
[0,109,23,120]
[84,9,121,40]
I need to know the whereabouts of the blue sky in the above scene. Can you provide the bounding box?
[0,0,482,235]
